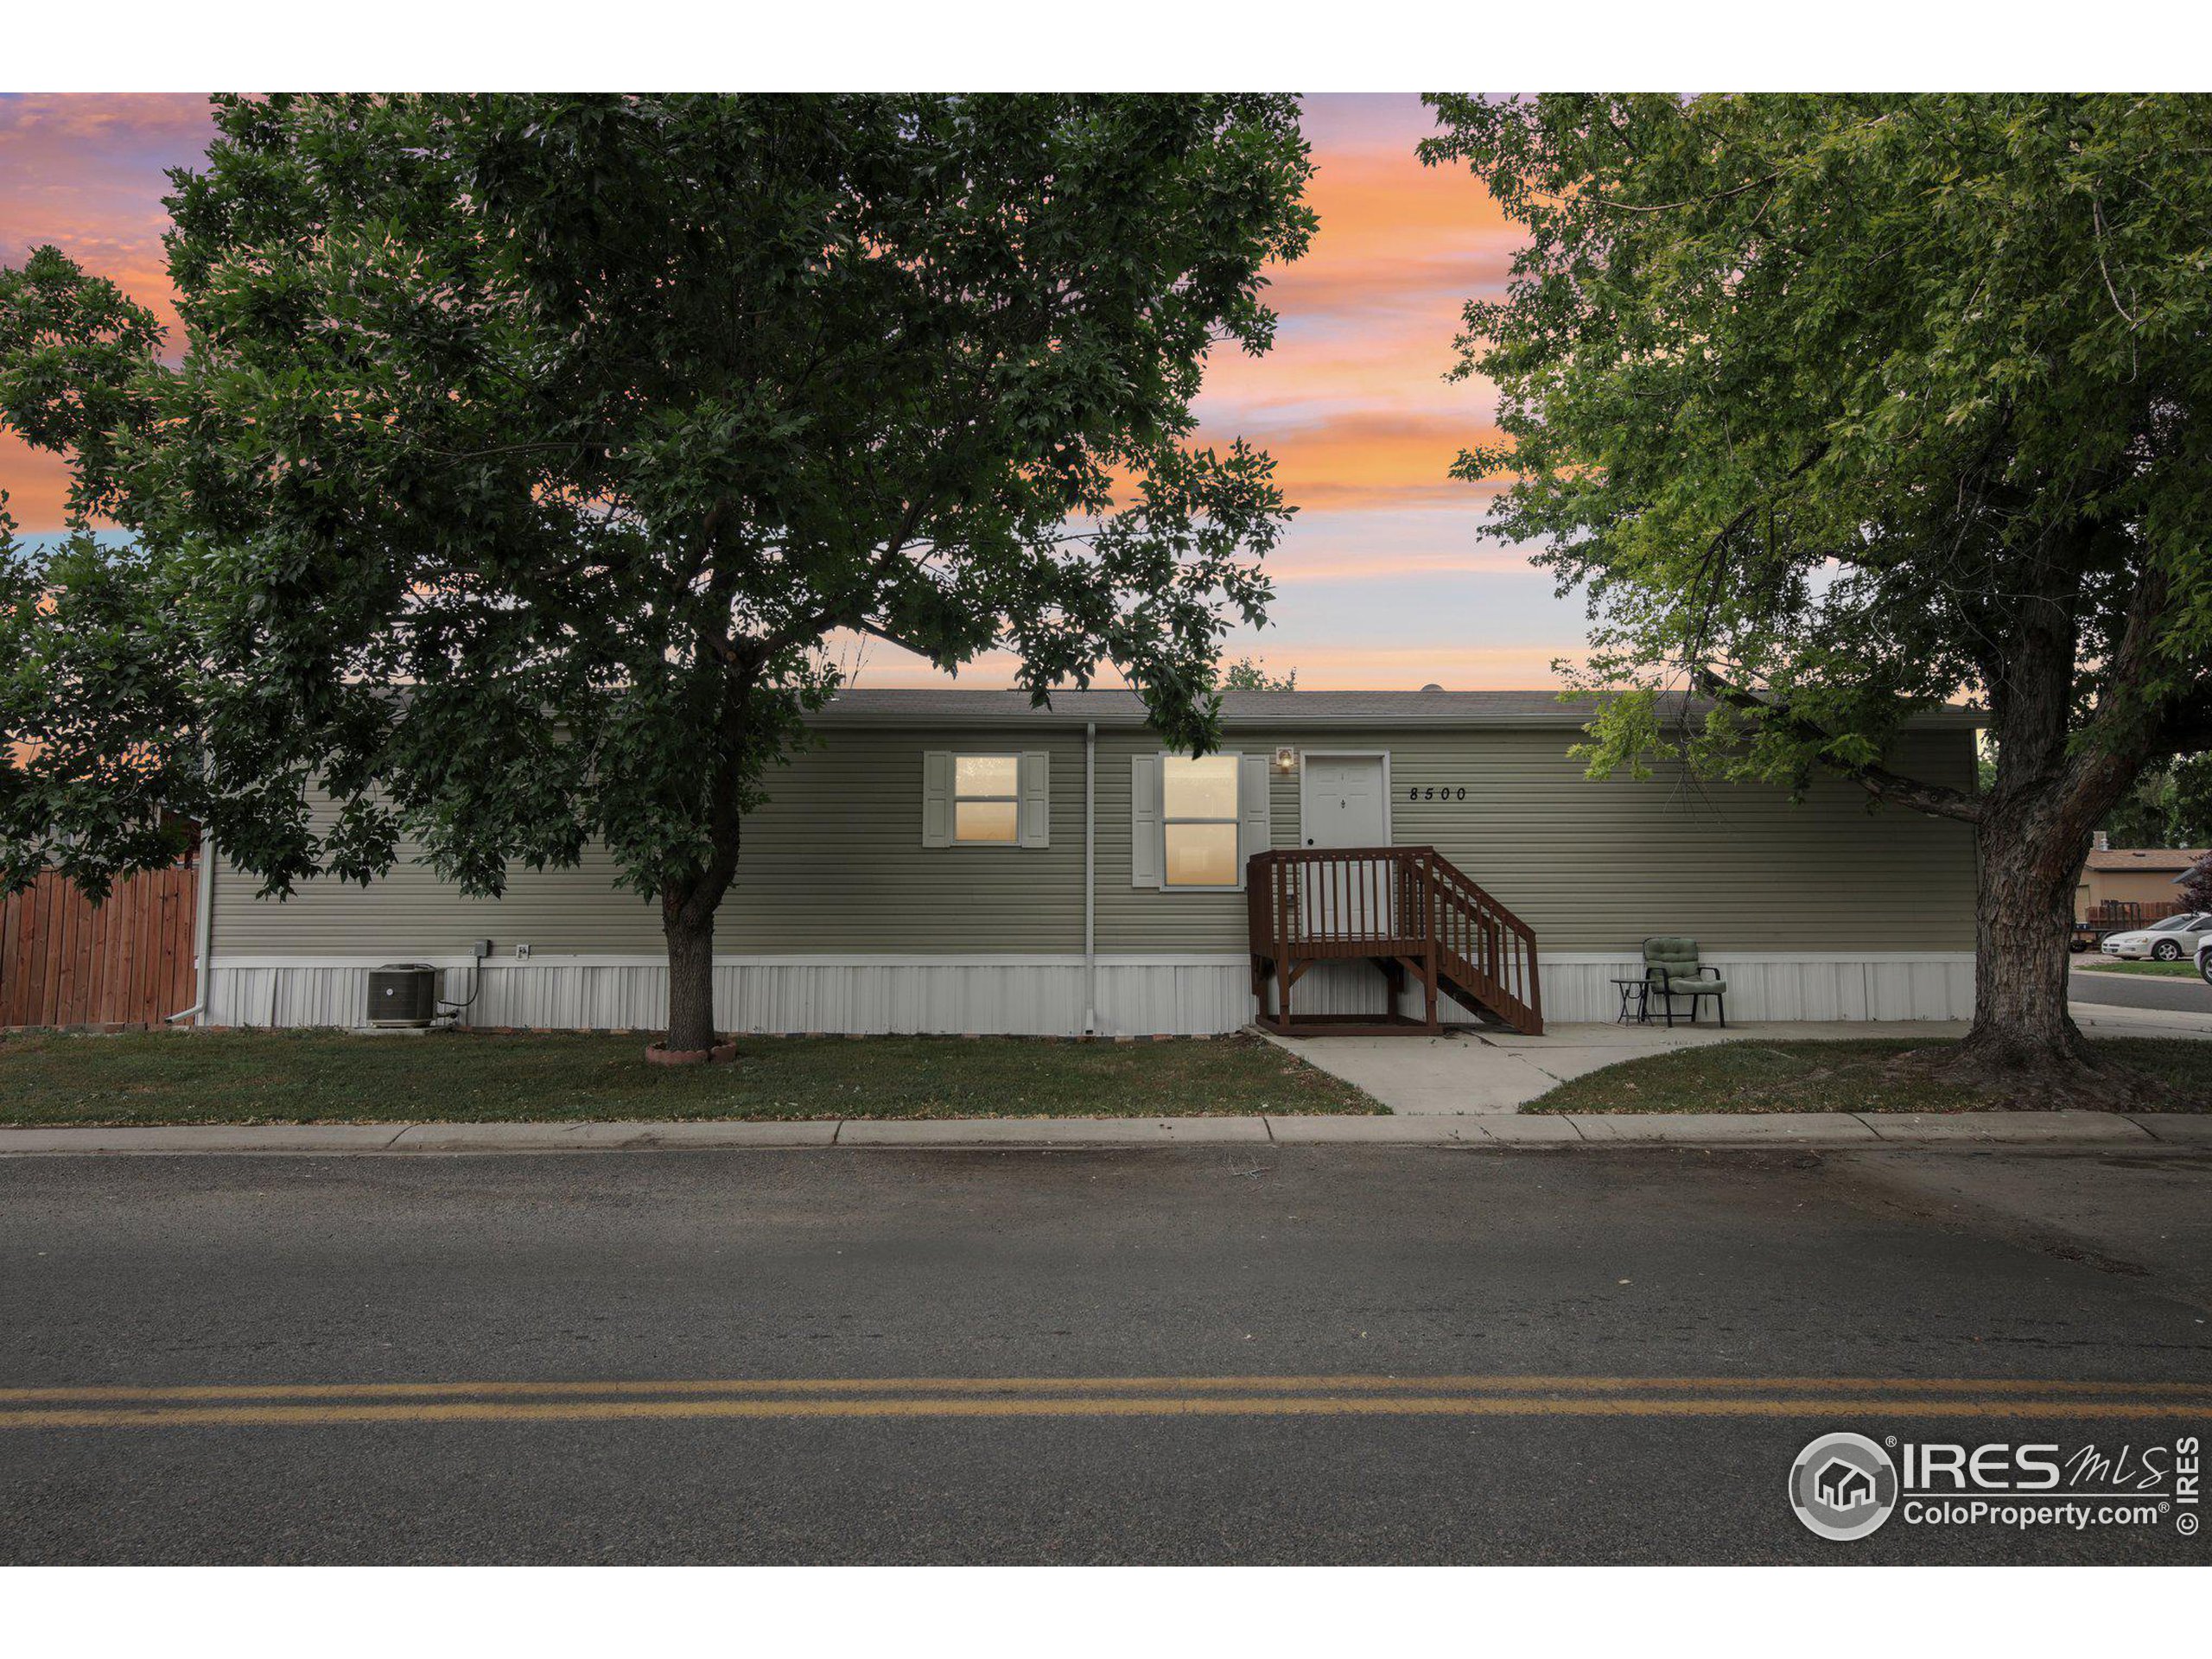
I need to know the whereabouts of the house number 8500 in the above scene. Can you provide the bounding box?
[1407,786,1469,801]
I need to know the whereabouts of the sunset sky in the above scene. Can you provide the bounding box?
[0,92,1582,690]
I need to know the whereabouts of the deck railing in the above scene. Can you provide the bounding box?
[1246,846,1542,1034]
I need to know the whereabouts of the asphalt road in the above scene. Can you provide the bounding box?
[2070,962,2212,1014]
[4,1146,2209,1565]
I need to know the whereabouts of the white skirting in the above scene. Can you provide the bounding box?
[206,951,1976,1036]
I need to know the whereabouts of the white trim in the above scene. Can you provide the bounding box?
[945,749,1024,847]
[1542,950,1978,966]
[211,950,1974,970]
[1297,749,1393,850]
[206,950,1979,1034]
[210,951,1263,970]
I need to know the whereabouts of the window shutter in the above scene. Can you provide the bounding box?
[1129,753,1162,887]
[921,751,953,848]
[1018,751,1051,848]
[1237,752,1270,889]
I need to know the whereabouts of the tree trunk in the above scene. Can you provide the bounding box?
[653,664,760,1056]
[1959,814,2090,1069]
[661,884,722,1054]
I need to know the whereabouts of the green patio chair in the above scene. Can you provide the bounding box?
[1642,936,1727,1028]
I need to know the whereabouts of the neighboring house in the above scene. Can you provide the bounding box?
[2074,842,2208,923]
[200,690,1980,1036]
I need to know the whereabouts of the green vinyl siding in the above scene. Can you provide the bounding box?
[212,729,1087,957]
[1098,726,1976,954]
[1377,727,1974,951]
[211,720,1974,960]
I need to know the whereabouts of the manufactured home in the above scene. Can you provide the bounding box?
[200,689,1981,1036]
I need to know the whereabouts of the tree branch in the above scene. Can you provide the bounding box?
[1691,667,1986,823]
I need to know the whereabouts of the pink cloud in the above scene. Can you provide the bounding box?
[0,92,1577,689]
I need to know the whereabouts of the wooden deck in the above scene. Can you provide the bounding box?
[1247,846,1543,1038]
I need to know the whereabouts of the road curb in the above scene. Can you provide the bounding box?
[1,1110,2206,1155]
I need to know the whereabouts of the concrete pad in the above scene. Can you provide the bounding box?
[385,1120,836,1151]
[1480,1020,1971,1051]
[2126,1114,2212,1144]
[0,1123,408,1155]
[1857,1110,2155,1144]
[1562,1112,1878,1145]
[1476,1023,1741,1052]
[1261,1030,1551,1115]
[1269,1021,1986,1117]
[834,1116,1270,1146]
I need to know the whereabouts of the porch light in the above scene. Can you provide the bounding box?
[1274,747,1298,773]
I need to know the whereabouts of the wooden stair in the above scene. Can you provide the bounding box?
[1246,846,1543,1037]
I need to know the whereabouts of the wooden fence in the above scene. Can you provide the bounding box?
[0,868,200,1030]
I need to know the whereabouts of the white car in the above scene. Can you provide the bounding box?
[2100,912,2212,961]
[2200,936,2212,987]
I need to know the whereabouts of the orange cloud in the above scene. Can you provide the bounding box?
[1211,412,1502,512]
[0,92,1581,692]
[838,638,1585,694]
[0,437,75,531]
[1211,641,1584,690]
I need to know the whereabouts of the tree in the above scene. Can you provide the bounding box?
[2100,754,2212,849]
[1217,653,1298,691]
[2178,855,2212,917]
[0,93,1315,1052]
[1421,94,2212,1093]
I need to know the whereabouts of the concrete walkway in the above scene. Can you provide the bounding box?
[1265,1010,2212,1117]
[2,1109,2208,1154]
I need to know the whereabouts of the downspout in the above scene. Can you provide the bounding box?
[1084,721,1096,1035]
[165,826,217,1025]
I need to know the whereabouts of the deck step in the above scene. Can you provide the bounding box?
[1247,846,1543,1038]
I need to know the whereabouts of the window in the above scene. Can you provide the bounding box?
[953,754,1020,844]
[924,750,1048,849]
[1129,750,1265,889]
[1162,754,1241,887]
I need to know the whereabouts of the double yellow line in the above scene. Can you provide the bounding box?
[1,1373,2206,1431]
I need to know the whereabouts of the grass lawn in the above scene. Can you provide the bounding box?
[1527,1037,2212,1115]
[2072,957,2207,977]
[0,1030,1382,1127]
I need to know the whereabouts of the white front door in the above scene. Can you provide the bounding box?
[1298,754,1392,940]
[1302,755,1389,849]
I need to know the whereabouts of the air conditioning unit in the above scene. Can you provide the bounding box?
[365,964,440,1028]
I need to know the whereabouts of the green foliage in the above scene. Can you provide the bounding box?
[0,95,1316,918]
[1421,95,2212,808]
[2101,755,2212,849]
[2178,853,2212,914]
[1217,653,1297,691]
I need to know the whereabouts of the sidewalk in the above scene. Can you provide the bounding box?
[3,1110,2207,1154]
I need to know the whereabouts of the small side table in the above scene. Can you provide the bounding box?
[1611,976,1650,1026]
